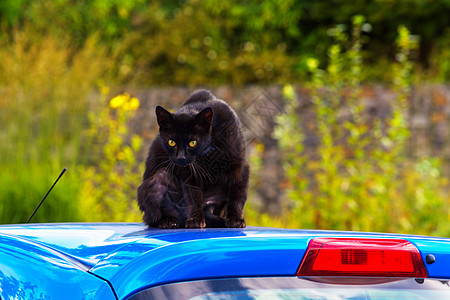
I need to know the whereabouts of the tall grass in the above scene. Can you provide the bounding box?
[0,165,82,223]
[0,20,448,236]
[0,28,110,223]
[253,17,450,237]
[79,92,143,222]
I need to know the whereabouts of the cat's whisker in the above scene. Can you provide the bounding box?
[193,162,205,181]
[168,162,175,175]
[155,161,170,173]
[160,160,174,176]
[188,164,193,181]
[196,160,213,180]
[154,163,167,174]
[194,161,213,184]
[189,163,199,183]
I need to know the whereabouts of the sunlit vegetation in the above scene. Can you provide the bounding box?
[0,1,449,235]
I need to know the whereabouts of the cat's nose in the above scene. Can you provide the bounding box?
[177,150,186,160]
[176,149,188,166]
[176,158,188,166]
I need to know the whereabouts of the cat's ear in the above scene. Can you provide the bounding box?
[155,106,174,129]
[194,107,213,132]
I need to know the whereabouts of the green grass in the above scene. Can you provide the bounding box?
[0,30,110,224]
[0,164,81,224]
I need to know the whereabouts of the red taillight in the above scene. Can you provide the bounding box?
[297,238,427,278]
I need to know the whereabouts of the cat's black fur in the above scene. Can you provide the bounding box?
[137,90,249,228]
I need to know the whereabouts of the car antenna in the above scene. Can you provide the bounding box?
[26,167,67,224]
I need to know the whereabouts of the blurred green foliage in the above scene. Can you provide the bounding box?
[0,30,109,224]
[0,164,82,224]
[0,1,448,235]
[79,92,143,222]
[266,17,450,236]
[0,0,449,84]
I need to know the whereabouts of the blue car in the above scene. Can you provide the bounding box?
[0,223,450,299]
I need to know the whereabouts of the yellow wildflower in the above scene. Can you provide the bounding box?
[306,57,319,71]
[255,142,265,153]
[123,96,140,111]
[129,97,140,110]
[282,84,295,100]
[110,93,129,109]
[117,152,126,161]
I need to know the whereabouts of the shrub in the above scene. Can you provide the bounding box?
[0,29,108,224]
[0,165,82,224]
[270,17,450,236]
[79,91,144,222]
[3,1,449,84]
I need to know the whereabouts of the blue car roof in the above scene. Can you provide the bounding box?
[1,223,450,299]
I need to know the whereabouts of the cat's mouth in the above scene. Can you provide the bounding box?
[172,158,191,167]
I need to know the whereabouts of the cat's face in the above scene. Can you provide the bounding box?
[156,106,213,166]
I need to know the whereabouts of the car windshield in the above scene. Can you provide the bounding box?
[128,277,450,300]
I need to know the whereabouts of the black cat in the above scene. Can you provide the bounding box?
[137,90,249,228]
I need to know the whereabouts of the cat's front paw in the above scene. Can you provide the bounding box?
[185,217,206,229]
[226,218,246,228]
[158,217,179,229]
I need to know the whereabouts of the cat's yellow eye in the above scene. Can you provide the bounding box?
[168,139,176,147]
[189,140,197,147]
